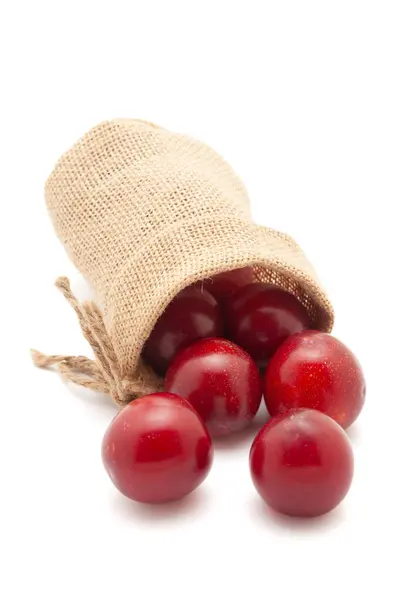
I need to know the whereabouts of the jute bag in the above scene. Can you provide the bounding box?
[32,119,334,406]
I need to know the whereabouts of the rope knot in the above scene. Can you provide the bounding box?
[31,277,162,406]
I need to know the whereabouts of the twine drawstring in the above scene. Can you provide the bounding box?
[31,277,162,406]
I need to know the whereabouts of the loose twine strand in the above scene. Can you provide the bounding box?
[31,277,162,406]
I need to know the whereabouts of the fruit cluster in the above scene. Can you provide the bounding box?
[102,268,365,518]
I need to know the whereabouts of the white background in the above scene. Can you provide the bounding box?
[1,1,399,599]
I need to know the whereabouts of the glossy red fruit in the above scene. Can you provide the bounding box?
[143,286,223,375]
[264,330,366,429]
[226,283,310,367]
[250,409,354,517]
[102,393,213,504]
[199,267,254,304]
[165,338,262,437]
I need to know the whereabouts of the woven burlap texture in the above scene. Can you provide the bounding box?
[33,119,334,406]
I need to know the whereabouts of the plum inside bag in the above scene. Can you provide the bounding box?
[33,119,334,405]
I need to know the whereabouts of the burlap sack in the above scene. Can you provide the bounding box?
[32,119,334,406]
